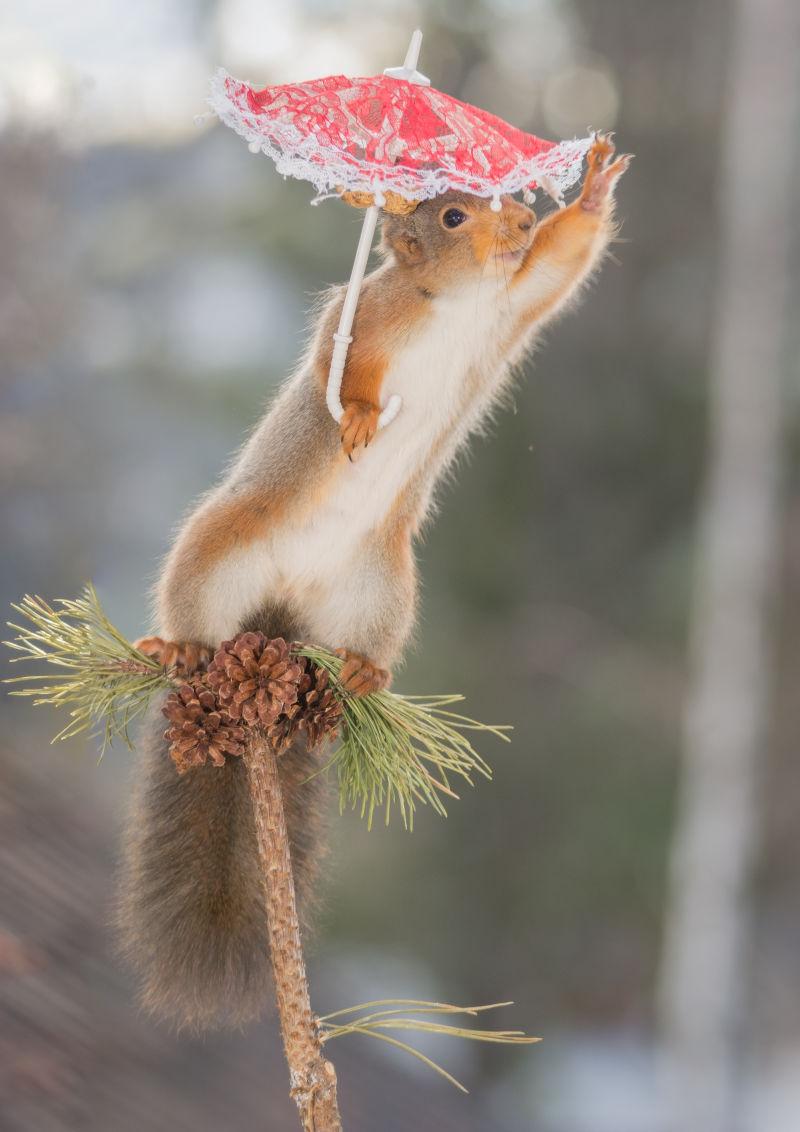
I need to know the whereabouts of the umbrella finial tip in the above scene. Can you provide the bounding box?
[404,28,424,70]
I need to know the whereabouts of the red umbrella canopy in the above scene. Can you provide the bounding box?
[209,69,592,206]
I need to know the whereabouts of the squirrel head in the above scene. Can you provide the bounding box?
[379,190,535,289]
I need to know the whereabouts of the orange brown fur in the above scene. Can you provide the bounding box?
[467,197,533,269]
[315,274,432,459]
[189,494,283,568]
[133,637,211,673]
[162,454,348,603]
[335,649,391,695]
[508,139,629,338]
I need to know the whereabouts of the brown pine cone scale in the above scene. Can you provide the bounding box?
[163,681,247,774]
[206,633,305,727]
[163,634,344,771]
[295,663,343,750]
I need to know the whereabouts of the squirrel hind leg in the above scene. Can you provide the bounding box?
[115,701,330,1032]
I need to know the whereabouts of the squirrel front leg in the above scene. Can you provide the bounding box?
[316,295,391,461]
[511,133,631,329]
[334,340,390,461]
[338,341,389,461]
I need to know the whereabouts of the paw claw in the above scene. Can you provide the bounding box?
[580,134,630,212]
[334,649,390,697]
[134,636,211,674]
[588,132,615,169]
[340,400,381,460]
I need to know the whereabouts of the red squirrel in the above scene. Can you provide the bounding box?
[117,135,630,1030]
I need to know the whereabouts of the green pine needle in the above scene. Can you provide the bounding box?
[319,999,539,1092]
[3,585,173,750]
[296,644,510,830]
[3,587,511,825]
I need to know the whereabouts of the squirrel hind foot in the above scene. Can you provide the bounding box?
[334,649,391,696]
[134,636,211,674]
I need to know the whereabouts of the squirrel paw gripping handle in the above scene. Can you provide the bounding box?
[327,329,402,433]
[325,202,404,436]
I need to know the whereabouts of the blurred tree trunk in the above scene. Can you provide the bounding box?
[656,1,799,1130]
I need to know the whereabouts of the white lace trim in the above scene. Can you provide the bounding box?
[208,68,592,206]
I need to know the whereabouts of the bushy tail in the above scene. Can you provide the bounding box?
[116,700,329,1031]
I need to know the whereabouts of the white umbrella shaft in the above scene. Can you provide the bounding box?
[325,30,428,431]
[326,204,402,428]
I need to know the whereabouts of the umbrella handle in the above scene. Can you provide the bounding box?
[326,206,403,432]
[326,30,429,435]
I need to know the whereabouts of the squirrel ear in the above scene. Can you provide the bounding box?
[390,233,424,266]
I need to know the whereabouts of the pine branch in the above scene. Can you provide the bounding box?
[3,586,175,750]
[319,999,539,1093]
[246,733,342,1129]
[3,587,535,1121]
[296,645,510,829]
[4,589,510,827]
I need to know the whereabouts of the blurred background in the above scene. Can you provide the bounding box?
[1,1,799,1129]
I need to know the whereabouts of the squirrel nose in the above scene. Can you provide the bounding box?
[500,197,534,233]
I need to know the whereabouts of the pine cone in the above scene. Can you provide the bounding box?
[260,664,341,754]
[265,714,299,757]
[163,680,247,774]
[294,661,343,751]
[206,632,305,727]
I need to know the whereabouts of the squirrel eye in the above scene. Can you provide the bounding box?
[441,207,468,229]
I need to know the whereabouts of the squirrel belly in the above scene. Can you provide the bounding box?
[117,141,628,1032]
[190,282,515,652]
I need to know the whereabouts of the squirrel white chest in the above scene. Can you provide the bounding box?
[204,284,511,640]
[287,283,509,549]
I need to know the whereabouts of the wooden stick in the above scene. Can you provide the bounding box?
[245,734,343,1131]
